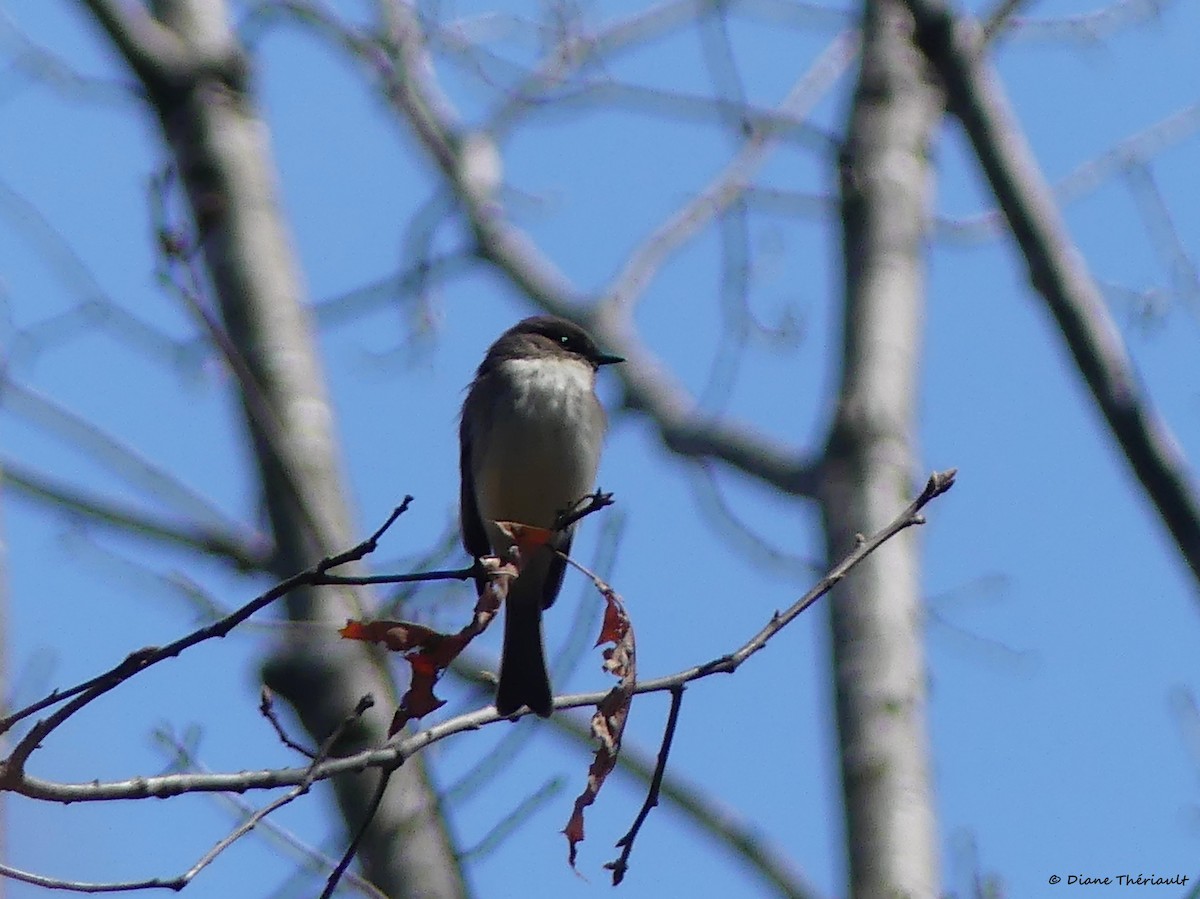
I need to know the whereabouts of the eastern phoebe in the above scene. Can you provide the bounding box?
[460,316,623,717]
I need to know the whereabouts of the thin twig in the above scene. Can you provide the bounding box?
[152,169,350,569]
[599,29,859,313]
[0,861,175,893]
[316,492,613,588]
[260,686,318,759]
[446,646,820,898]
[173,696,376,889]
[455,777,566,862]
[553,489,615,531]
[153,728,388,899]
[0,699,377,895]
[980,0,1031,40]
[319,770,393,899]
[607,684,685,885]
[311,566,475,587]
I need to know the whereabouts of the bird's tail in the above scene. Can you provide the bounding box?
[495,582,553,717]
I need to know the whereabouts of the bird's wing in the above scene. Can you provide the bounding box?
[459,392,490,563]
[540,530,572,610]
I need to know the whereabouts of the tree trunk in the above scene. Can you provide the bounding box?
[84,1,468,895]
[821,1,943,895]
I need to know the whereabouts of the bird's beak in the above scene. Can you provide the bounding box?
[595,352,624,366]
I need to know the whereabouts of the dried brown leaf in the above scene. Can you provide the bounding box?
[565,585,637,868]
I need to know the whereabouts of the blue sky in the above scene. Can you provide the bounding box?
[2,1,1199,897]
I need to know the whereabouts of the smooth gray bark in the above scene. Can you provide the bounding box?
[821,1,943,895]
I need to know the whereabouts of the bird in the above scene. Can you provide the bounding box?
[459,315,623,717]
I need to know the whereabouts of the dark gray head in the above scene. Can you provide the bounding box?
[479,315,624,374]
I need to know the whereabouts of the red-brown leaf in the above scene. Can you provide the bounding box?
[338,619,440,652]
[341,619,473,732]
[564,585,636,869]
[493,521,555,572]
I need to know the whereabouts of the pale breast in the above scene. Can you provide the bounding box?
[470,356,606,541]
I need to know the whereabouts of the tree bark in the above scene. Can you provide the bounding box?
[821,1,943,895]
[83,1,467,895]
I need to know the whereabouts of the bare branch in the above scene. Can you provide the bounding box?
[0,502,411,761]
[447,638,820,896]
[934,101,1200,246]
[3,458,272,571]
[687,461,821,577]
[308,565,474,588]
[318,769,391,899]
[908,0,1200,596]
[0,379,241,531]
[599,30,858,313]
[5,472,954,805]
[0,860,175,894]
[0,700,378,895]
[78,0,190,83]
[153,728,389,899]
[980,0,1033,41]
[1123,161,1200,315]
[997,0,1178,42]
[173,696,376,892]
[260,686,318,758]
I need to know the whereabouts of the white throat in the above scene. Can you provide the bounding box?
[501,356,595,412]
